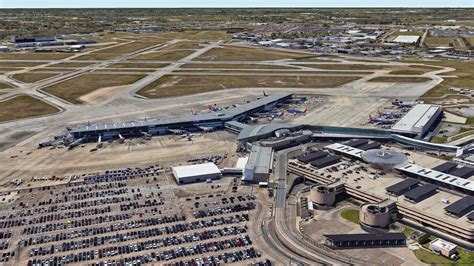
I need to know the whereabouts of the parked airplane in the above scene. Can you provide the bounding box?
[287,108,307,115]
[377,108,401,119]
[368,114,394,125]
[208,105,222,112]
[269,112,284,119]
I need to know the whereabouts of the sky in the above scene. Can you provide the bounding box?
[1,0,473,8]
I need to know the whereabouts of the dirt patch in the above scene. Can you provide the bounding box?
[78,85,129,105]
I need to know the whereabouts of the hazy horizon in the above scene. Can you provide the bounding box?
[1,0,473,8]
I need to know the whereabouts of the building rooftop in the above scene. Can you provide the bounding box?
[392,104,441,134]
[325,143,363,158]
[324,233,406,242]
[70,92,292,134]
[431,238,457,251]
[393,35,420,44]
[172,163,221,179]
[395,163,474,192]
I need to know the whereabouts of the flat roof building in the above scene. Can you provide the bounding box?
[430,238,458,258]
[243,145,273,182]
[324,233,406,248]
[393,35,420,44]
[392,104,442,136]
[172,163,222,184]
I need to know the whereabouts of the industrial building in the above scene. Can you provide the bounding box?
[172,163,222,184]
[243,145,273,182]
[391,104,442,136]
[323,233,406,248]
[392,35,420,44]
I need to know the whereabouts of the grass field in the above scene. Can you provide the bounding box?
[295,64,392,70]
[389,65,440,75]
[137,74,359,98]
[430,136,448,143]
[12,73,59,83]
[0,62,45,68]
[161,41,202,50]
[108,63,168,68]
[368,77,432,83]
[0,95,59,122]
[0,82,13,89]
[340,209,359,224]
[130,50,194,61]
[73,41,162,60]
[43,74,145,104]
[181,63,298,69]
[195,46,316,61]
[153,30,229,41]
[173,70,372,75]
[424,36,455,48]
[408,60,474,98]
[47,62,94,68]
[0,53,72,60]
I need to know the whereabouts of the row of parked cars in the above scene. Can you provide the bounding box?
[29,224,248,256]
[22,213,135,234]
[28,235,254,265]
[23,214,246,248]
[193,202,256,218]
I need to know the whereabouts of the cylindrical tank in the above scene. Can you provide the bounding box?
[359,204,391,228]
[309,185,336,206]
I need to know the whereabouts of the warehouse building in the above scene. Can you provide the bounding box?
[243,145,273,182]
[392,104,442,136]
[172,163,222,184]
[324,233,406,248]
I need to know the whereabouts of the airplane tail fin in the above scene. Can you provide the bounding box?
[303,108,307,113]
[191,109,196,115]
[369,114,373,121]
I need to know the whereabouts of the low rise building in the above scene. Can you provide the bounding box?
[172,163,222,184]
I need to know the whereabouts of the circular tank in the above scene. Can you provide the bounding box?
[361,149,406,170]
[359,204,391,228]
[309,185,336,206]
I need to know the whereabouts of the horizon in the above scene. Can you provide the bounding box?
[1,0,473,8]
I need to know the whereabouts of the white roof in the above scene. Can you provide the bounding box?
[172,163,221,179]
[431,238,457,251]
[393,35,420,43]
[395,163,474,192]
[325,143,363,158]
[236,157,249,170]
[392,104,441,133]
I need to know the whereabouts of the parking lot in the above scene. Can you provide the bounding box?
[0,163,269,265]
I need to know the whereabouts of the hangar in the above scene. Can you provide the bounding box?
[391,104,442,136]
[172,163,222,184]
